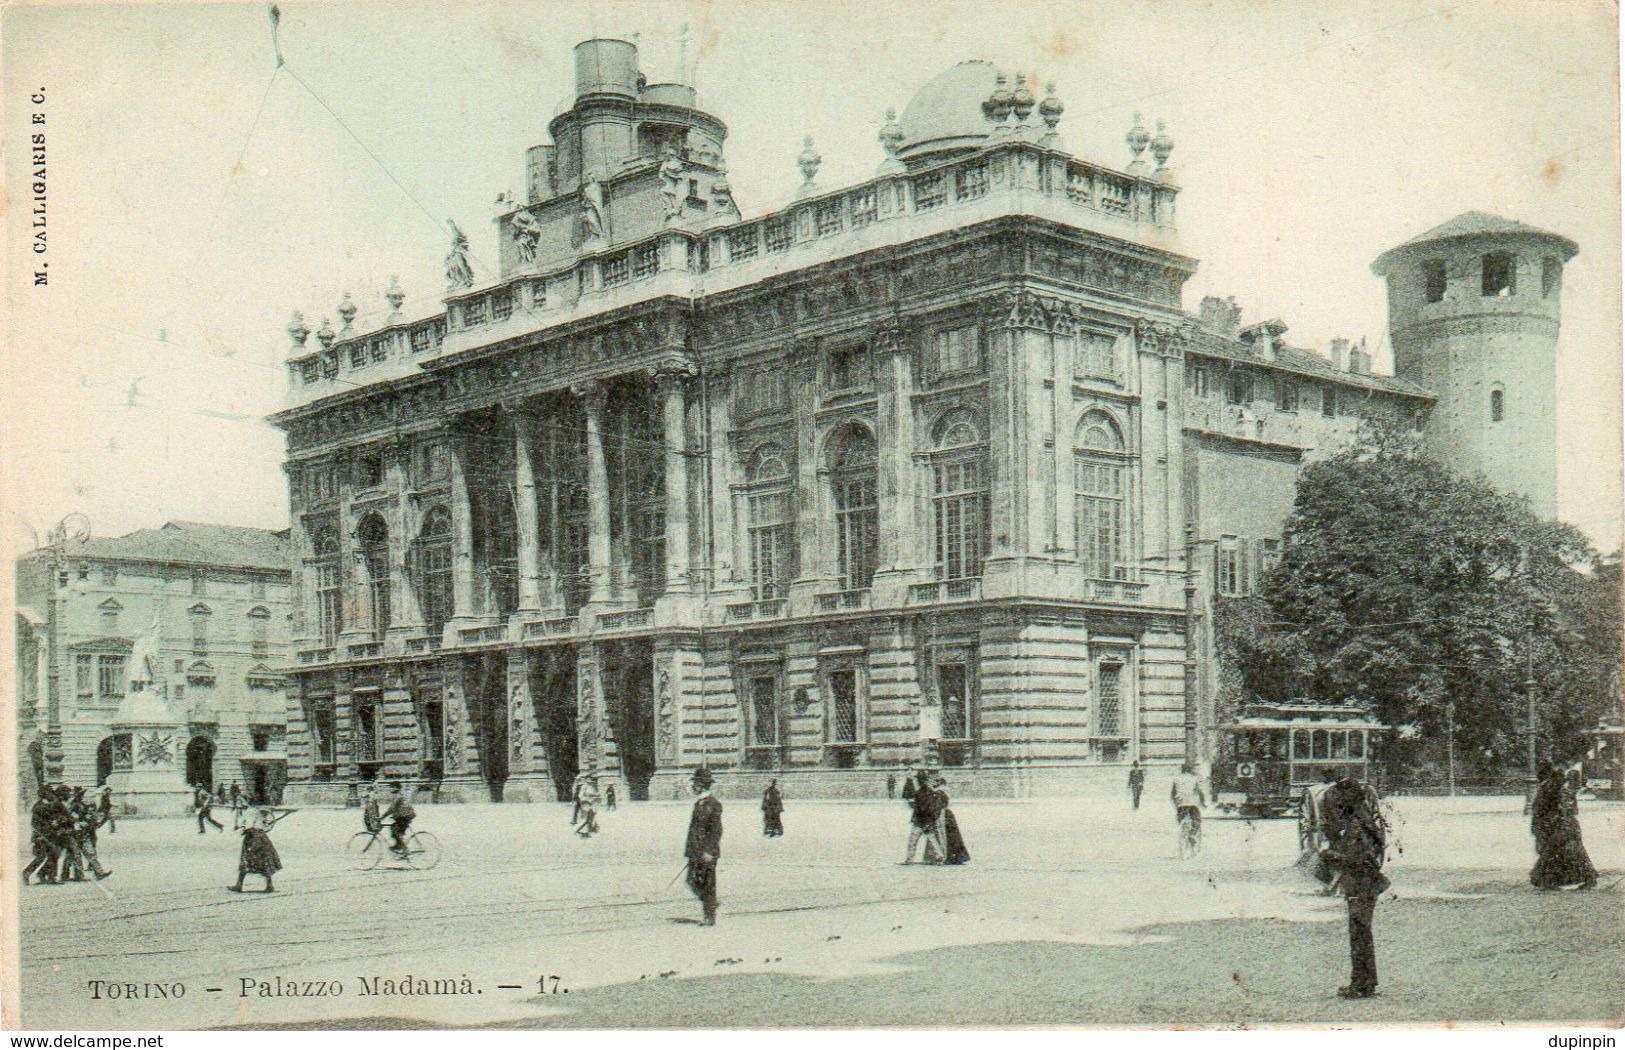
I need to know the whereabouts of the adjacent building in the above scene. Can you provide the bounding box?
[268,39,1566,802]
[16,521,293,810]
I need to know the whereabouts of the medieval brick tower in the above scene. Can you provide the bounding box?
[1373,212,1577,518]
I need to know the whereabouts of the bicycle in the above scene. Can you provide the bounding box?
[347,824,443,871]
[1177,807,1202,859]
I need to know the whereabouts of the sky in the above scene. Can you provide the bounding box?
[2,0,1620,553]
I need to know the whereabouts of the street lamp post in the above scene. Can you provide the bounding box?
[1182,523,1201,768]
[41,513,91,784]
[1446,700,1456,797]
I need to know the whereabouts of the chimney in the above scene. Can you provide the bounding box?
[1240,318,1288,359]
[1328,337,1350,371]
[1198,295,1242,339]
[1348,336,1371,375]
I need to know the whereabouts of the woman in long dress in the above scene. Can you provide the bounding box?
[1531,765,1598,889]
[933,775,970,865]
[761,780,784,837]
[230,808,288,893]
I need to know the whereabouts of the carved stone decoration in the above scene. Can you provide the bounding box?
[508,676,531,767]
[577,667,600,771]
[445,220,475,290]
[659,148,686,223]
[136,733,173,767]
[874,318,910,356]
[112,735,133,770]
[443,686,465,773]
[510,209,543,264]
[655,666,675,762]
[577,173,607,246]
[1134,316,1196,359]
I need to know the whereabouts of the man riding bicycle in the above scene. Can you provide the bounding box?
[382,782,416,856]
[1170,762,1206,848]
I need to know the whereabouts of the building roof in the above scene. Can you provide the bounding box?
[1187,328,1434,400]
[1372,210,1578,274]
[37,521,291,573]
[897,60,1000,161]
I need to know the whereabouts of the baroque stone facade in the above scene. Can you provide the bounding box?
[269,39,1547,801]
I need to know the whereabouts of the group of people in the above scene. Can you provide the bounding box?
[22,784,115,885]
[571,773,614,838]
[1529,762,1599,890]
[902,768,970,865]
[192,781,261,834]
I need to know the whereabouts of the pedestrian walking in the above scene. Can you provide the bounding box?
[886,773,896,800]
[1530,763,1598,890]
[684,766,723,925]
[761,779,784,837]
[575,775,601,838]
[932,774,970,864]
[54,788,86,881]
[605,783,618,811]
[229,808,290,893]
[571,775,585,826]
[1128,760,1145,810]
[229,781,242,808]
[22,788,61,885]
[1319,774,1390,999]
[903,769,945,864]
[195,784,223,834]
[97,785,116,834]
[72,790,112,881]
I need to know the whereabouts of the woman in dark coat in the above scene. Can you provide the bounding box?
[761,780,784,837]
[1531,765,1598,889]
[933,776,970,865]
[230,808,289,893]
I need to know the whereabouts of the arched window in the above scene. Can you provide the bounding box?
[829,427,879,591]
[357,514,391,639]
[247,606,271,659]
[1075,412,1131,580]
[414,507,453,638]
[930,410,989,581]
[1490,386,1505,423]
[746,445,795,600]
[309,520,343,646]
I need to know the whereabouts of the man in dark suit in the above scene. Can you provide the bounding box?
[1319,775,1390,999]
[684,767,723,926]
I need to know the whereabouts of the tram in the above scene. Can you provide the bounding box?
[1212,702,1386,818]
[1583,715,1624,802]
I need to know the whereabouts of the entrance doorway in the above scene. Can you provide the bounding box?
[185,736,215,789]
[467,654,509,801]
[603,639,655,800]
[96,737,115,786]
[530,648,579,801]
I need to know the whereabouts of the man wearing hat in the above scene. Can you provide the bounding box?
[684,766,723,926]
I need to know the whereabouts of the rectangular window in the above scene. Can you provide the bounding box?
[97,655,126,699]
[251,616,269,659]
[462,297,487,326]
[490,289,513,322]
[835,473,878,591]
[750,675,779,746]
[1423,258,1447,303]
[101,607,119,632]
[914,172,948,210]
[1096,660,1124,737]
[1321,386,1337,417]
[814,199,843,237]
[251,577,267,600]
[727,225,760,261]
[1076,455,1127,580]
[191,571,208,596]
[828,669,858,744]
[76,653,94,695]
[764,215,794,252]
[421,701,445,762]
[632,243,660,280]
[1190,364,1211,397]
[938,663,970,740]
[316,562,342,646]
[1260,538,1282,580]
[934,326,980,376]
[1074,332,1119,381]
[1276,378,1299,412]
[827,343,871,391]
[310,700,337,765]
[355,696,384,762]
[1218,535,1241,596]
[191,615,209,656]
[100,564,118,586]
[1226,371,1253,405]
[1482,251,1515,297]
[1542,256,1560,298]
[933,458,988,580]
[748,491,795,600]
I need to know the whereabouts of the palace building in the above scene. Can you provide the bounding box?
[269,39,1570,802]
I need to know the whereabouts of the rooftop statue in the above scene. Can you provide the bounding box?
[445,219,474,289]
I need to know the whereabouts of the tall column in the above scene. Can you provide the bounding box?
[876,321,918,573]
[574,382,614,605]
[511,409,543,614]
[448,432,476,625]
[790,347,834,598]
[655,365,695,592]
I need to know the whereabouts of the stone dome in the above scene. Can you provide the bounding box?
[896,60,998,162]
